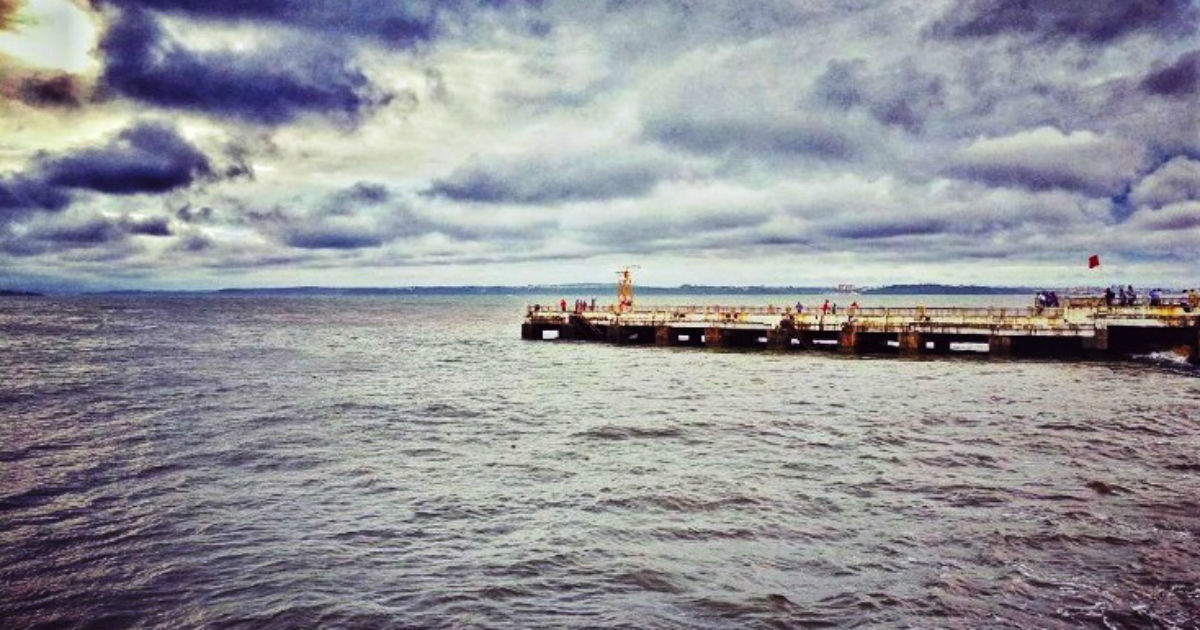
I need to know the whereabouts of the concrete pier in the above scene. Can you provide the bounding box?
[523,302,1200,363]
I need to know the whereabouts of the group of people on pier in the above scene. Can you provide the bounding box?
[1034,291,1061,309]
[550,298,595,313]
[792,300,860,316]
[1101,286,1200,311]
[1102,285,1141,306]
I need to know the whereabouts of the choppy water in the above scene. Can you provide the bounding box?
[2,295,1198,630]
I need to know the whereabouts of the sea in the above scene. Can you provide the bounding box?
[2,293,1198,630]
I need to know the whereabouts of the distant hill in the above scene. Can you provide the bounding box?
[207,285,843,296]
[0,289,43,297]
[863,284,1034,295]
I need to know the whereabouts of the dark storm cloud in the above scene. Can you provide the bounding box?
[1130,157,1200,208]
[99,7,392,125]
[99,0,550,50]
[945,129,1148,197]
[324,182,390,212]
[3,211,175,258]
[1127,203,1200,231]
[175,204,214,224]
[1140,50,1200,97]
[283,229,384,250]
[932,0,1199,43]
[427,152,675,204]
[231,181,553,255]
[582,208,770,249]
[15,74,85,108]
[947,163,1113,195]
[0,177,72,218]
[811,59,945,133]
[173,232,213,252]
[101,0,438,46]
[123,216,172,236]
[0,121,231,237]
[644,117,856,160]
[246,183,412,250]
[826,217,948,240]
[35,122,212,195]
[29,217,122,244]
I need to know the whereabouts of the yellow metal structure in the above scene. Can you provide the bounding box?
[616,267,635,312]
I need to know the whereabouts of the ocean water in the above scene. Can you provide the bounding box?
[2,294,1198,630]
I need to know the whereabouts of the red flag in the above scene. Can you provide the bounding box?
[1088,254,1100,269]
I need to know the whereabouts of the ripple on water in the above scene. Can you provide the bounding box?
[1,295,1198,630]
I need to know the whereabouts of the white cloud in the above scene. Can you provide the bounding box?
[951,127,1149,196]
[1130,156,1200,208]
[0,0,98,74]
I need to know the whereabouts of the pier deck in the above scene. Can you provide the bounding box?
[522,301,1200,363]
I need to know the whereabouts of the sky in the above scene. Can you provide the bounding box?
[0,0,1198,290]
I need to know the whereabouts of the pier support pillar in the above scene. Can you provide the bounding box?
[606,324,623,344]
[767,329,789,350]
[898,331,923,356]
[521,323,536,340]
[1081,328,1108,353]
[558,323,575,340]
[988,335,1012,357]
[838,325,860,354]
[704,327,726,347]
[655,326,671,346]
[1191,325,1200,366]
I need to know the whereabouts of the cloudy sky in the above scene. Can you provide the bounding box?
[1,0,1197,290]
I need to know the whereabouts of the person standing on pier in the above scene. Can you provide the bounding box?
[560,298,567,312]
